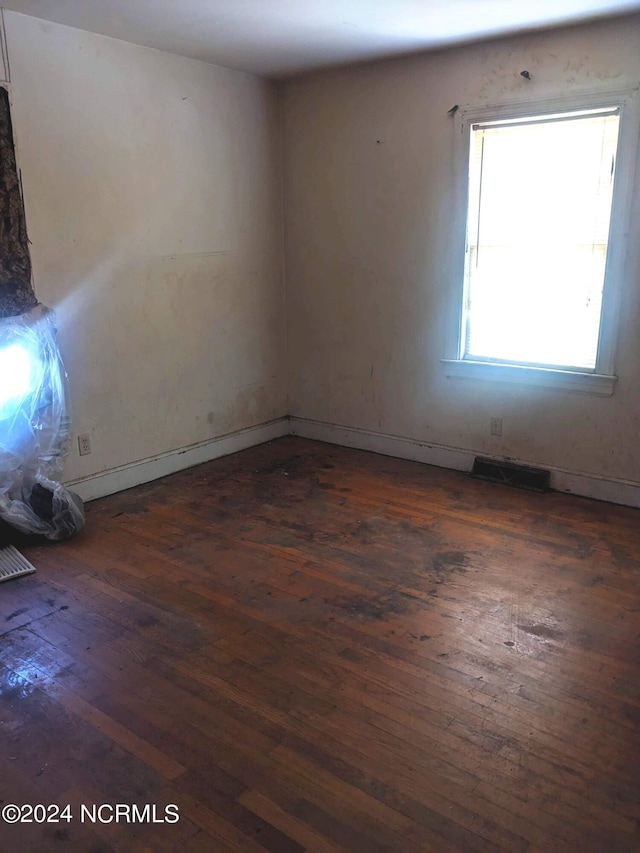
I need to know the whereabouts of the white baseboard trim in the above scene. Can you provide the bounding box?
[66,417,290,503]
[290,416,640,509]
[290,417,475,471]
[64,414,640,508]
[551,470,640,509]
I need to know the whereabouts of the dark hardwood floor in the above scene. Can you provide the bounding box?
[1,436,639,852]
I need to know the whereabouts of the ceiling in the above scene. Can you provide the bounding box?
[2,0,639,78]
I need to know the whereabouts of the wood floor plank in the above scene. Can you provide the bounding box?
[1,436,639,851]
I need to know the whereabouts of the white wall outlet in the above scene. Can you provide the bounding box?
[490,417,503,437]
[78,433,92,456]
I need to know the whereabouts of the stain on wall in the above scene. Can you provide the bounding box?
[5,12,287,481]
[283,13,640,485]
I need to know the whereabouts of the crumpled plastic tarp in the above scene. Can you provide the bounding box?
[0,304,84,540]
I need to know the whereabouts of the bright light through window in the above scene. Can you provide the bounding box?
[463,108,620,371]
[0,343,36,415]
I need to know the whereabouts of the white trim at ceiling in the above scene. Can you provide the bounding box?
[0,11,10,82]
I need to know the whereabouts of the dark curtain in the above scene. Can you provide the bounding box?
[0,85,37,318]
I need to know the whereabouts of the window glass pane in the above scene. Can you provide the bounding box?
[463,111,619,370]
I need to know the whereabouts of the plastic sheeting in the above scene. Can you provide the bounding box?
[0,305,84,540]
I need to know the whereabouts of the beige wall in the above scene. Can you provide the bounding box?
[283,14,640,486]
[4,11,287,483]
[4,10,639,497]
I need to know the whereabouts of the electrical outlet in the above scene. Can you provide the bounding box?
[78,433,92,456]
[490,417,503,437]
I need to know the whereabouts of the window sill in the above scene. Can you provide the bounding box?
[441,359,616,396]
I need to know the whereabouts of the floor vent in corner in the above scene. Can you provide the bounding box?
[0,546,37,583]
[471,456,551,493]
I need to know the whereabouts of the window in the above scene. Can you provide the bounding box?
[444,91,639,395]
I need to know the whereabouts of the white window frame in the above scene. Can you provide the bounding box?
[442,88,640,396]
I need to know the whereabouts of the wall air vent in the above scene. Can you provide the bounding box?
[471,456,550,493]
[0,545,36,583]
